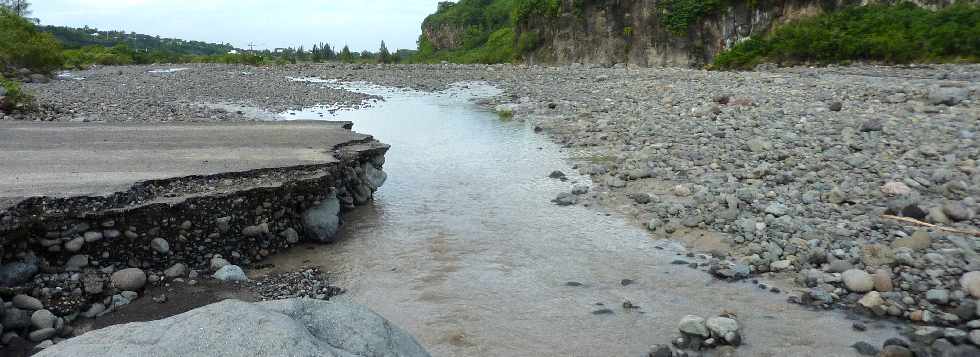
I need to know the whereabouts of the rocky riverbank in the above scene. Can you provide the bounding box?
[489,63,979,355]
[3,63,979,355]
[9,64,379,122]
[284,61,978,354]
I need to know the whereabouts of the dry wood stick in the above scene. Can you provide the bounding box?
[881,214,980,237]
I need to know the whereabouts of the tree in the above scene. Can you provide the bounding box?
[378,40,391,64]
[339,45,353,63]
[311,43,322,62]
[0,7,62,73]
[296,45,306,61]
[0,0,30,17]
[319,42,334,60]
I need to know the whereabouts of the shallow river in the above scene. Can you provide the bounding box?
[268,81,898,357]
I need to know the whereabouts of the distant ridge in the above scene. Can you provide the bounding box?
[40,25,237,56]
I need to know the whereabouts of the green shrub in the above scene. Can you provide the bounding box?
[62,45,135,69]
[461,26,491,49]
[623,26,634,38]
[512,0,561,25]
[657,0,725,34]
[0,8,64,74]
[517,30,540,53]
[466,28,517,63]
[713,3,980,69]
[0,75,29,111]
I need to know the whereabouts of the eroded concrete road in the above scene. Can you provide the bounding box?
[0,120,366,209]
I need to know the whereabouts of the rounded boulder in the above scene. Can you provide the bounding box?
[111,268,147,291]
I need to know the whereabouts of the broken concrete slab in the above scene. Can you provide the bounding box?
[0,120,370,204]
[0,120,388,289]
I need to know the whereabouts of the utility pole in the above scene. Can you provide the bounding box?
[247,42,256,53]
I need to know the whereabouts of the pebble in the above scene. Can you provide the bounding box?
[678,315,709,337]
[671,185,691,197]
[29,328,56,342]
[150,238,170,254]
[842,269,874,292]
[943,201,976,222]
[705,316,740,344]
[12,294,43,310]
[926,289,950,305]
[210,256,231,271]
[64,254,89,272]
[110,268,147,291]
[881,182,913,196]
[873,269,893,292]
[630,193,652,204]
[829,101,843,112]
[880,345,913,357]
[164,263,187,278]
[649,344,674,357]
[81,303,106,318]
[32,339,54,351]
[764,202,789,216]
[83,231,103,242]
[827,260,853,273]
[64,237,84,252]
[858,291,884,309]
[281,228,300,244]
[553,192,578,206]
[851,341,879,356]
[30,309,56,329]
[770,260,793,271]
[213,265,248,282]
[892,230,931,251]
[0,260,40,287]
[961,272,980,299]
[592,308,614,315]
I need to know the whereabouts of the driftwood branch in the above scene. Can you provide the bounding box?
[881,215,980,237]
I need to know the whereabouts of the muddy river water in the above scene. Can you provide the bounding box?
[266,81,898,357]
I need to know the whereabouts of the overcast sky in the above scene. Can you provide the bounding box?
[31,0,446,51]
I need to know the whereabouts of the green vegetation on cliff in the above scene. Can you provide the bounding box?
[657,0,726,34]
[415,0,560,63]
[415,0,733,63]
[713,3,980,69]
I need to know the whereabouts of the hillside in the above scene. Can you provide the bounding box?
[41,25,237,55]
[417,0,976,67]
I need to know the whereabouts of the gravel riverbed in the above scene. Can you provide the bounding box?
[6,62,980,355]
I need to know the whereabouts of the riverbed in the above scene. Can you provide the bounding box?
[260,80,900,357]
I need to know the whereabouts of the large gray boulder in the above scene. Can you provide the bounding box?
[35,299,431,357]
[362,162,388,190]
[0,256,40,287]
[302,192,342,242]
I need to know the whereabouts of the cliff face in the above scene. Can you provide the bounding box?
[423,24,464,50]
[422,0,961,66]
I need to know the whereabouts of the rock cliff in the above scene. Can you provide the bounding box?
[421,0,962,67]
